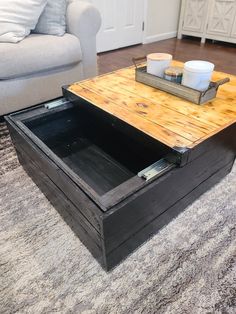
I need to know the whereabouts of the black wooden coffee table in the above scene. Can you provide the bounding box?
[5,64,236,270]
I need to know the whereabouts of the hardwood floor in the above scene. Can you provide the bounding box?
[98,37,236,75]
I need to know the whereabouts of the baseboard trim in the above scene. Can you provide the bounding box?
[143,31,177,44]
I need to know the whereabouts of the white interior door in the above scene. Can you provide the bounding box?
[82,0,144,52]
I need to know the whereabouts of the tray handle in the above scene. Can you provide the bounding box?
[202,77,230,97]
[132,56,147,69]
[213,77,230,89]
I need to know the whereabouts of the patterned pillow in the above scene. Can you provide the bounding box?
[33,0,67,36]
[0,0,47,43]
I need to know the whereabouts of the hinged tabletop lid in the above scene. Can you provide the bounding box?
[67,61,236,149]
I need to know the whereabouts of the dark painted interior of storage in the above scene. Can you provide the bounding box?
[24,105,171,195]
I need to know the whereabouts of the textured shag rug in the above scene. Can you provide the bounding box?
[0,121,236,314]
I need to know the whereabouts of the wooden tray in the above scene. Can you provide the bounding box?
[133,57,230,105]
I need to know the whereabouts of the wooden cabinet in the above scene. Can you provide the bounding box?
[178,0,236,44]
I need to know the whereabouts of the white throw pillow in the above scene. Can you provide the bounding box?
[0,0,47,43]
[34,0,67,36]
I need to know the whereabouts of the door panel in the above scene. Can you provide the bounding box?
[207,0,236,36]
[96,0,120,52]
[183,0,208,33]
[82,0,144,52]
[119,0,144,48]
[103,0,116,32]
[231,15,236,37]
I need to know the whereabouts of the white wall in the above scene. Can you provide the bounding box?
[144,0,181,43]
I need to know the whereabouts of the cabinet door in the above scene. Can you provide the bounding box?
[182,0,208,33]
[207,0,236,36]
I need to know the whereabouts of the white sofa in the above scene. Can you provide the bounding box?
[0,0,101,116]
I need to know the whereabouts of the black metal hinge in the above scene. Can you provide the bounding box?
[142,21,145,31]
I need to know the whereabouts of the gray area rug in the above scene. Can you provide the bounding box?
[0,121,236,314]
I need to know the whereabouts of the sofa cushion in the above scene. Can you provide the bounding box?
[0,0,47,43]
[0,33,82,80]
[34,0,67,36]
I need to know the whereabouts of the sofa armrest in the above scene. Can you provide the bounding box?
[66,1,101,78]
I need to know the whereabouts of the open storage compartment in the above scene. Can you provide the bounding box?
[11,98,175,210]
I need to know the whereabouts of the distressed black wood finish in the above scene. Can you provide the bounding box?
[5,99,236,271]
[104,161,234,270]
[102,140,235,254]
[6,119,103,233]
[16,147,104,263]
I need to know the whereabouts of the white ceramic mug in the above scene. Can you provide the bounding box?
[147,53,173,78]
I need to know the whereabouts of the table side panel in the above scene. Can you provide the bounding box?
[104,161,234,271]
[6,118,104,235]
[186,122,236,163]
[102,128,236,253]
[16,147,104,264]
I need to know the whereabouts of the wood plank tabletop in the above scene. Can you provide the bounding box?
[68,61,236,149]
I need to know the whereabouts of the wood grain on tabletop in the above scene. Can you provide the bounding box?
[68,38,236,149]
